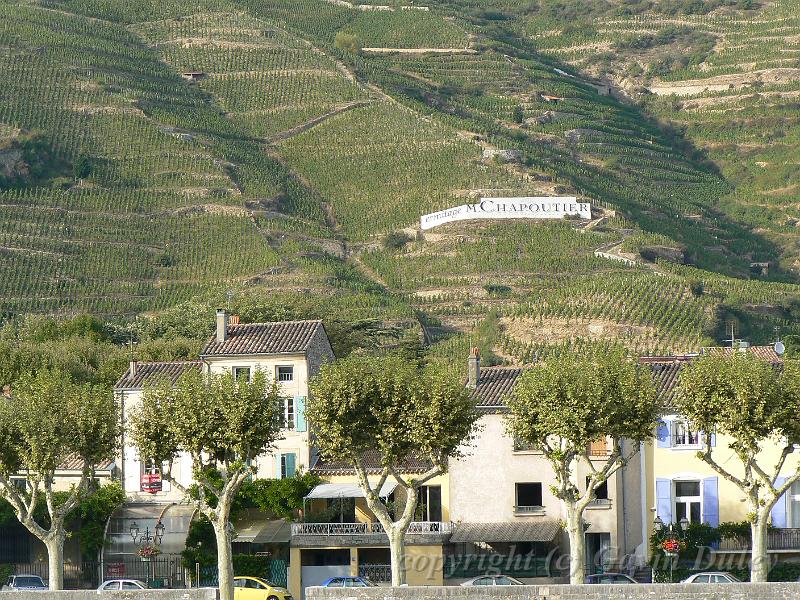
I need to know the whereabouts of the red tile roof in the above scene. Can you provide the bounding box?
[114,361,202,391]
[201,320,324,357]
[57,453,115,472]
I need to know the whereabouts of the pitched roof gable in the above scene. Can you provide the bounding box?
[201,320,324,357]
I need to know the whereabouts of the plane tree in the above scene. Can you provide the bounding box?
[306,355,478,586]
[130,370,284,600]
[675,353,800,582]
[506,350,659,584]
[0,370,119,590]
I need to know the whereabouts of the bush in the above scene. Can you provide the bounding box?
[382,231,412,250]
[483,284,512,297]
[334,32,362,54]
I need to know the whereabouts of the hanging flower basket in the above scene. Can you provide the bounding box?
[660,537,685,555]
[137,544,161,561]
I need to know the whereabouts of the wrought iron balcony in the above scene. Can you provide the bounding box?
[716,529,800,552]
[291,521,452,537]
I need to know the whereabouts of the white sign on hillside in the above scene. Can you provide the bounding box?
[420,197,591,230]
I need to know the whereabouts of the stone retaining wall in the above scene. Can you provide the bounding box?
[7,590,217,600]
[308,582,800,600]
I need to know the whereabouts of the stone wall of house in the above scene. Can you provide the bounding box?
[308,583,800,600]
[307,325,335,378]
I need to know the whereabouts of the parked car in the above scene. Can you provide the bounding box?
[460,575,524,586]
[321,576,378,588]
[233,576,292,600]
[681,572,741,584]
[2,575,48,591]
[585,573,638,584]
[97,579,149,591]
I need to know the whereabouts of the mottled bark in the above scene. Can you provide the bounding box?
[45,533,65,591]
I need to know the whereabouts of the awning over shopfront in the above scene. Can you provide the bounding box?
[233,510,291,544]
[450,521,561,543]
[305,482,398,499]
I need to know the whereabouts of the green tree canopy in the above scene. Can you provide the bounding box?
[506,350,658,584]
[675,353,800,582]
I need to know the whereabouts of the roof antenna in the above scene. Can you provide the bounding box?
[226,289,234,312]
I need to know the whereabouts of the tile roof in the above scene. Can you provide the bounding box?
[114,361,202,391]
[57,453,115,472]
[311,450,432,475]
[702,345,783,363]
[450,521,561,543]
[201,320,324,357]
[468,366,525,409]
[641,345,783,406]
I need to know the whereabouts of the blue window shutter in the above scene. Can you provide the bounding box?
[295,396,307,432]
[710,430,716,447]
[275,454,282,479]
[656,478,672,523]
[703,476,719,527]
[656,419,672,448]
[285,453,297,478]
[772,476,788,529]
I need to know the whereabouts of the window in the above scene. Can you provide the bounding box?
[515,482,543,512]
[418,485,442,521]
[586,477,609,502]
[472,577,493,586]
[327,579,344,588]
[285,397,295,429]
[232,366,251,383]
[277,366,294,382]
[10,478,26,492]
[280,453,296,478]
[673,421,700,446]
[692,575,710,583]
[513,438,537,452]
[789,481,800,527]
[121,582,141,590]
[674,480,702,523]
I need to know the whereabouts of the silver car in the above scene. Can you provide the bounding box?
[2,575,47,591]
[97,579,149,591]
[460,575,524,586]
[681,572,741,584]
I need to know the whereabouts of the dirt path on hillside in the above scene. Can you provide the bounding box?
[267,100,373,142]
[363,47,477,54]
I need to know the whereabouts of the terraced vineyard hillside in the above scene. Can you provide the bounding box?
[1,0,799,360]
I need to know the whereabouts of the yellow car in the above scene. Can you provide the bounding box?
[233,576,292,600]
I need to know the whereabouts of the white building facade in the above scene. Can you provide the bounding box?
[114,311,334,502]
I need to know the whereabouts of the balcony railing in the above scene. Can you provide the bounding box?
[291,521,452,536]
[717,529,800,552]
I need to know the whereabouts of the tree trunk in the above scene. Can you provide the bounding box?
[45,534,65,591]
[565,505,585,585]
[214,519,235,600]
[387,526,408,586]
[750,516,770,582]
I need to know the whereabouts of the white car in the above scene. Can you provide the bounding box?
[97,579,149,591]
[681,572,741,584]
[460,575,524,586]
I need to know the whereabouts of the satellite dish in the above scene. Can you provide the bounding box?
[774,341,786,356]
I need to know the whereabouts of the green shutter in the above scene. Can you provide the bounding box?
[285,453,297,478]
[295,396,306,432]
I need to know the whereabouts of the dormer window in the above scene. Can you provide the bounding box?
[277,366,294,382]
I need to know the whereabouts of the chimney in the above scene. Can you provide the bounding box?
[229,314,240,326]
[2,384,11,400]
[129,361,137,378]
[467,347,480,389]
[216,308,228,343]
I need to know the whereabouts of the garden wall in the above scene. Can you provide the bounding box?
[308,582,800,600]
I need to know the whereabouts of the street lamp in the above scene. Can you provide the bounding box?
[654,516,690,583]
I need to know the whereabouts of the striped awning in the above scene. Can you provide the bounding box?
[305,482,397,499]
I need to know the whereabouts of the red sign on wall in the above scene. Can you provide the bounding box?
[106,562,125,577]
[140,472,162,494]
